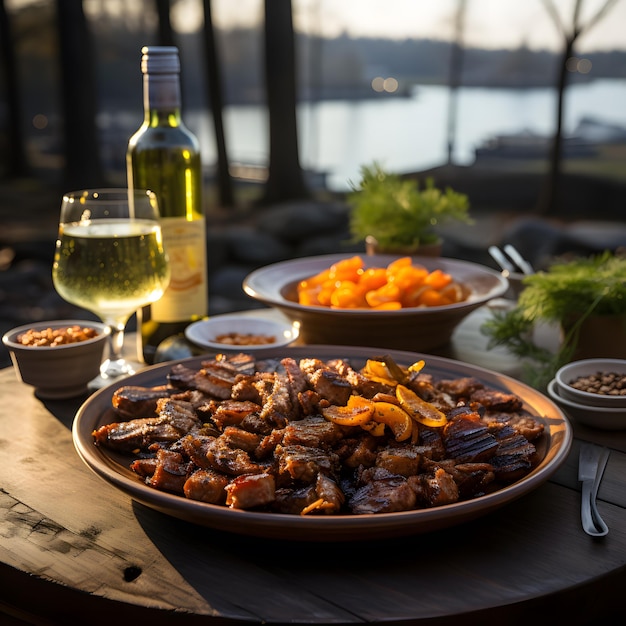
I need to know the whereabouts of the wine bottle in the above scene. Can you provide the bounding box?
[127,46,208,364]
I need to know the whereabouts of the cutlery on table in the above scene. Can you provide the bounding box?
[503,244,534,275]
[488,245,516,273]
[578,442,610,537]
[488,244,534,276]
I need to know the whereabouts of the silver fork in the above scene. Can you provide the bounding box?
[578,443,610,537]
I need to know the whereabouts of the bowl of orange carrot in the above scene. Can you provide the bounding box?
[243,254,507,352]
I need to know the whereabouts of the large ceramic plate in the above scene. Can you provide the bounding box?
[73,346,572,541]
[242,254,508,351]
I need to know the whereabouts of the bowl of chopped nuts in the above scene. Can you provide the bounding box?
[184,312,299,353]
[554,358,626,408]
[2,320,110,399]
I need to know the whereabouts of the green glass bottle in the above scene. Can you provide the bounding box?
[127,46,208,364]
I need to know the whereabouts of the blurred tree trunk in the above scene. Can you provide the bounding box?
[0,0,29,178]
[202,0,234,208]
[155,0,175,46]
[536,0,618,215]
[446,0,466,166]
[55,0,104,189]
[260,0,310,205]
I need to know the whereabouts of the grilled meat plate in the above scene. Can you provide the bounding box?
[92,353,546,515]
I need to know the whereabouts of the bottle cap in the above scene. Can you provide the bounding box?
[141,46,180,74]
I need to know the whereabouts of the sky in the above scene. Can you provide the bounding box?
[198,0,626,52]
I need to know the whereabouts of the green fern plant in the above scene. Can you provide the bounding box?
[347,163,472,250]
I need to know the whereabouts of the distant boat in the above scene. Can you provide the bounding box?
[474,117,626,162]
[474,129,597,161]
[574,116,626,143]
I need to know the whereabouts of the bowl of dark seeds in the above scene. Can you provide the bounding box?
[554,358,626,408]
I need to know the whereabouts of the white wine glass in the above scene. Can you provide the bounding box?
[52,188,170,387]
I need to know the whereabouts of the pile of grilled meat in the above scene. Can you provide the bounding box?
[92,352,545,515]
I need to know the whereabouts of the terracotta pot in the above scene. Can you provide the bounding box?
[365,235,443,257]
[562,314,626,360]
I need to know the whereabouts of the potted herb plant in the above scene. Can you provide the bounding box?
[481,251,626,389]
[347,162,472,256]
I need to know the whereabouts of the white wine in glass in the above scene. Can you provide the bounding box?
[52,188,170,387]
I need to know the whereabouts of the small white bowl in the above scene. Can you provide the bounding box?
[185,313,299,352]
[547,379,626,430]
[555,358,626,408]
[2,320,110,399]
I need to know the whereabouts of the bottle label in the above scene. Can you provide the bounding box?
[152,216,208,322]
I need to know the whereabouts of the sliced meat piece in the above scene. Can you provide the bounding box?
[219,426,262,454]
[349,469,416,514]
[179,434,215,469]
[210,400,261,429]
[281,358,308,391]
[470,388,523,412]
[112,385,173,419]
[443,411,499,463]
[482,410,545,441]
[307,368,352,407]
[376,444,421,477]
[416,425,446,460]
[273,484,319,514]
[437,377,484,400]
[273,474,345,515]
[489,426,538,483]
[258,372,296,421]
[421,458,495,500]
[146,448,192,494]
[336,435,378,469]
[225,472,275,509]
[276,444,340,483]
[205,436,266,476]
[183,468,229,504]
[282,415,344,448]
[297,389,324,416]
[408,467,459,507]
[93,399,201,452]
[206,352,257,375]
[230,371,274,403]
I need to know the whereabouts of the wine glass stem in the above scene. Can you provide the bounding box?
[100,320,133,379]
[108,323,125,362]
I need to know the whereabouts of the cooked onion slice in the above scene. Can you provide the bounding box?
[396,384,448,428]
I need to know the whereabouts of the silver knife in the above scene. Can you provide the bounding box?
[488,245,515,273]
[578,443,609,537]
[503,244,534,275]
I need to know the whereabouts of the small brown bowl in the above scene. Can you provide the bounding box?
[2,320,110,399]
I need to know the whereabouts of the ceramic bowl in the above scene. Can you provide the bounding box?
[547,379,626,430]
[242,254,508,352]
[554,358,626,408]
[2,320,110,399]
[185,313,299,352]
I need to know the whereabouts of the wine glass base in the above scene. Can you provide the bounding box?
[88,358,145,390]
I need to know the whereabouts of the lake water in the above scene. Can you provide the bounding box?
[188,79,626,191]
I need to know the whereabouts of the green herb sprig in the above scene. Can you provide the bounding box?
[348,163,472,249]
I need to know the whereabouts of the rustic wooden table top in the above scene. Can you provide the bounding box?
[1,308,625,625]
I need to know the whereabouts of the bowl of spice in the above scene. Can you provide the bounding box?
[554,358,626,408]
[2,320,110,399]
[185,313,299,353]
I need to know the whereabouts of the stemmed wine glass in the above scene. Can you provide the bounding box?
[52,188,170,387]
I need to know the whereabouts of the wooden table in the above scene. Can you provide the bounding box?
[1,308,625,625]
